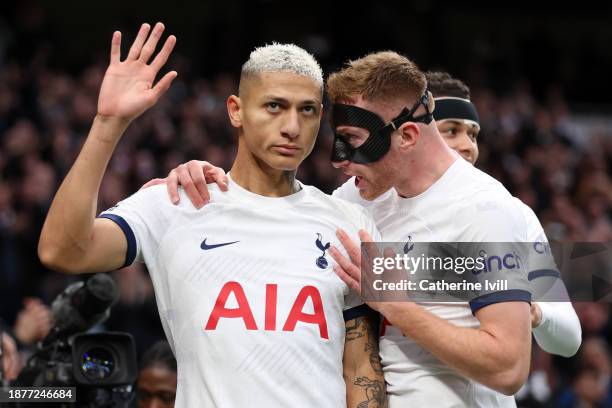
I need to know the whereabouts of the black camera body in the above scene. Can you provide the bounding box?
[15,274,138,408]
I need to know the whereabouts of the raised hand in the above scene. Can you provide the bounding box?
[97,22,177,123]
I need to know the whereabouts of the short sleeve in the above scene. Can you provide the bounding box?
[450,196,533,313]
[515,198,547,243]
[515,198,565,302]
[98,185,178,267]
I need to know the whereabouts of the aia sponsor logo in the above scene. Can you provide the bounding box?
[204,282,329,339]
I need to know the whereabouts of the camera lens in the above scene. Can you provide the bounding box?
[80,347,115,380]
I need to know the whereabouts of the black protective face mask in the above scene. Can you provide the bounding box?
[330,90,434,164]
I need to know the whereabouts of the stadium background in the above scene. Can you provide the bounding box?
[0,1,610,406]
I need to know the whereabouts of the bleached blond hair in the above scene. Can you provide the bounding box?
[240,43,323,93]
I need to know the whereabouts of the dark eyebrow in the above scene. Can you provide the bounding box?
[261,96,321,105]
[262,96,290,104]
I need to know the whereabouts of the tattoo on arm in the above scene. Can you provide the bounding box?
[354,376,387,408]
[364,315,383,375]
[345,317,366,341]
[346,314,383,374]
[346,314,387,407]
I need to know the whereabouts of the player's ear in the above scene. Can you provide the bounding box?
[227,95,242,128]
[396,122,420,151]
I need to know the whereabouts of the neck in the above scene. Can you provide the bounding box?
[394,135,458,198]
[230,141,298,197]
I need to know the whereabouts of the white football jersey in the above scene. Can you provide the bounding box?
[333,158,532,408]
[100,176,380,408]
[513,198,581,358]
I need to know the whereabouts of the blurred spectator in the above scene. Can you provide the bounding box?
[137,340,177,408]
[1,331,22,381]
[12,297,51,346]
[557,337,612,408]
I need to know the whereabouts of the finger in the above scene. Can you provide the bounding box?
[139,22,165,63]
[110,31,121,63]
[329,246,362,283]
[166,170,180,204]
[127,23,151,60]
[150,70,178,101]
[336,228,361,267]
[382,246,396,259]
[359,229,382,263]
[176,165,204,208]
[358,229,375,243]
[149,35,176,71]
[188,162,211,203]
[140,178,166,190]
[381,245,411,285]
[204,165,228,191]
[333,264,361,293]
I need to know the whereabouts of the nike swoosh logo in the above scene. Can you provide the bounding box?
[200,238,239,250]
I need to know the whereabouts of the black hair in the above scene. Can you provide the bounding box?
[140,340,177,373]
[425,71,471,99]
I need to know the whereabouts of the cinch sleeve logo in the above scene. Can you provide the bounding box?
[472,249,523,275]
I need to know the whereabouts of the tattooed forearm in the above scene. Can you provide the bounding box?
[363,314,383,375]
[345,314,387,408]
[345,316,366,341]
[345,315,383,373]
[354,376,387,408]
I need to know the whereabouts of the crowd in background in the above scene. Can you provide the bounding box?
[1,7,612,408]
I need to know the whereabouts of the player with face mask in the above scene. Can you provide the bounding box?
[149,52,536,407]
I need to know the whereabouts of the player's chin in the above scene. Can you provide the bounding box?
[268,155,306,171]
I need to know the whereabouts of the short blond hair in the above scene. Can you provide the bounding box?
[327,51,426,105]
[240,43,323,92]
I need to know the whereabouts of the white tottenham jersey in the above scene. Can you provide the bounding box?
[333,158,532,408]
[100,177,380,408]
[513,198,581,358]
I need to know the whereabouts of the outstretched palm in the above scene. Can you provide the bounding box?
[98,22,177,122]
